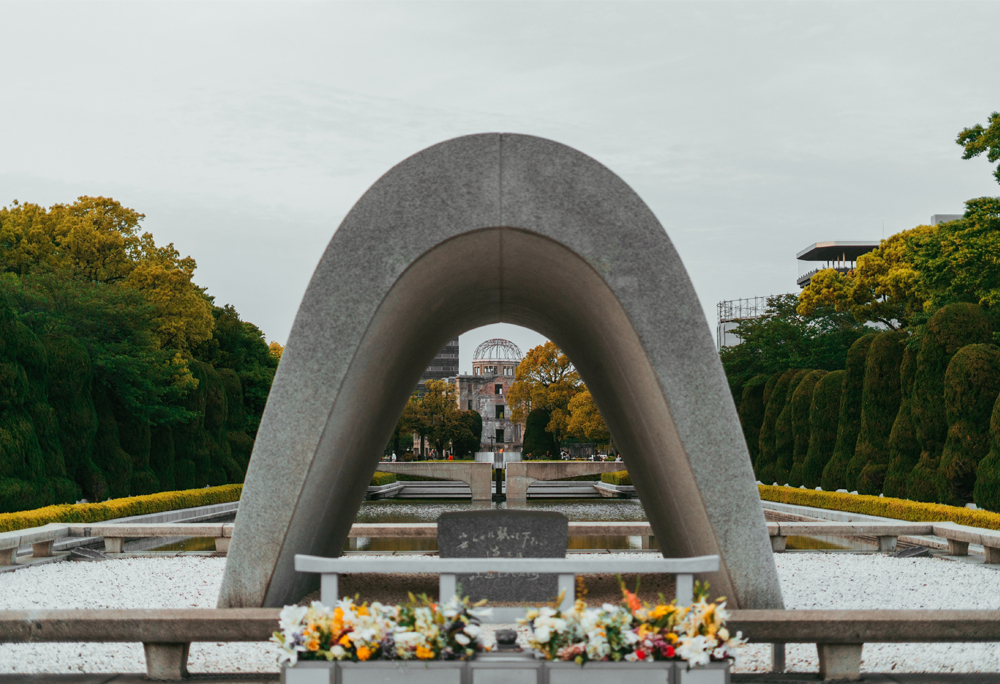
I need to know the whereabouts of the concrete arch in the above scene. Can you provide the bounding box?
[218,134,784,610]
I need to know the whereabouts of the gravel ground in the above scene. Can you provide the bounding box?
[1,553,999,674]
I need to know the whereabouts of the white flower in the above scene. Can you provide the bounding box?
[677,635,712,667]
[534,626,552,644]
[309,601,334,618]
[455,633,471,646]
[331,645,346,660]
[464,624,481,638]
[278,605,308,632]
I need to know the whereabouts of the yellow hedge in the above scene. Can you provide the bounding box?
[601,470,632,486]
[758,484,1000,531]
[370,472,397,487]
[0,484,242,534]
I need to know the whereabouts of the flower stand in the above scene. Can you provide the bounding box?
[676,661,730,684]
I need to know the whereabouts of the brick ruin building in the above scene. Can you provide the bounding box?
[454,338,524,453]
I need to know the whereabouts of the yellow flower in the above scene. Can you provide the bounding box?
[306,637,320,652]
[357,646,372,661]
[339,634,352,647]
[651,605,675,620]
[666,633,678,644]
[637,624,653,639]
[357,606,369,617]
[416,645,435,660]
[334,608,344,621]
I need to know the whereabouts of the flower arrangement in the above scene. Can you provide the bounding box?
[520,581,746,668]
[272,594,488,666]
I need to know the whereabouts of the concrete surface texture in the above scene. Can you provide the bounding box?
[217,133,783,611]
[504,461,624,501]
[376,462,492,501]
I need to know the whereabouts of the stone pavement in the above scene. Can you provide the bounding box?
[733,674,1000,683]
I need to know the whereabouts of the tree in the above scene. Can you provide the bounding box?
[451,410,482,458]
[720,294,867,400]
[821,334,877,491]
[957,111,1000,185]
[398,380,473,457]
[788,370,826,487]
[737,375,768,466]
[852,331,907,495]
[508,341,581,446]
[801,369,844,488]
[269,341,284,360]
[567,389,610,443]
[522,408,558,459]
[882,346,921,499]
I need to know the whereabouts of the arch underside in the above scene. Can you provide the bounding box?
[218,134,783,611]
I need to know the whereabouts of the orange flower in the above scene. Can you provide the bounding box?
[357,606,369,617]
[339,634,352,647]
[416,645,435,660]
[623,590,642,613]
[333,607,344,621]
[305,637,320,652]
[357,646,372,661]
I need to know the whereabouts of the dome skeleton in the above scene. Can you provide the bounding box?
[472,338,523,362]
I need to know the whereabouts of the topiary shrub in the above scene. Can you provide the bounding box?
[370,472,397,487]
[907,303,992,502]
[774,370,811,486]
[601,470,632,486]
[737,375,769,466]
[975,391,1000,512]
[937,344,1000,505]
[882,346,920,499]
[788,370,827,487]
[757,370,795,484]
[822,334,877,491]
[149,425,177,492]
[801,370,844,488]
[523,408,557,459]
[43,334,101,499]
[851,331,908,494]
[90,383,133,500]
[219,368,252,479]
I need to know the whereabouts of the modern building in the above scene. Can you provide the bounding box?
[931,214,962,225]
[415,337,459,395]
[454,338,524,451]
[795,241,880,289]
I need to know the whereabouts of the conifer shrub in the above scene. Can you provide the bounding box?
[737,375,768,465]
[788,370,826,487]
[938,344,1000,505]
[757,370,795,483]
[91,384,134,500]
[974,391,1000,512]
[851,331,908,494]
[774,369,811,486]
[883,346,920,498]
[523,408,558,459]
[219,368,252,477]
[801,370,844,488]
[907,304,992,502]
[822,334,876,491]
[149,425,177,492]
[753,372,782,478]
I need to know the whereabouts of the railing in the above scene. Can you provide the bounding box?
[295,554,721,623]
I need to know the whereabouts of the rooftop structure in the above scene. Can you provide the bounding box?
[931,214,962,225]
[717,296,770,350]
[796,240,879,289]
[473,338,523,362]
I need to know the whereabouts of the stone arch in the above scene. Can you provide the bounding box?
[218,134,784,610]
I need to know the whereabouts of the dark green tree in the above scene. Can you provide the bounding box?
[907,304,992,502]
[850,331,907,494]
[822,334,877,491]
[801,370,844,488]
[773,369,810,485]
[937,344,1000,505]
[451,410,483,458]
[523,407,558,459]
[974,391,1000,511]
[720,294,867,400]
[957,111,1000,186]
[737,375,768,466]
[757,369,796,484]
[788,370,826,487]
[882,347,921,499]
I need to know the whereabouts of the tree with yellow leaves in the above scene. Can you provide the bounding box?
[508,341,581,446]
[566,389,610,443]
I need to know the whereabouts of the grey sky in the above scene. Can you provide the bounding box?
[2,2,998,373]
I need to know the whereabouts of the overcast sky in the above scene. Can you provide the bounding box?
[2,2,998,373]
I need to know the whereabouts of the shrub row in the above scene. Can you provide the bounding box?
[369,472,397,487]
[0,484,242,534]
[744,303,1000,511]
[601,470,632,486]
[758,484,1000,531]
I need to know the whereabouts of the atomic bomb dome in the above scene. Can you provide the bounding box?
[473,338,523,362]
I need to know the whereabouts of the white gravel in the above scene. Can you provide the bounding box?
[1,553,999,674]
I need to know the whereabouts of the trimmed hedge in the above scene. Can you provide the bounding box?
[737,375,769,466]
[882,346,921,499]
[601,471,632,486]
[773,370,811,486]
[907,304,992,502]
[788,370,826,487]
[757,370,796,483]
[801,370,844,489]
[370,472,398,487]
[851,331,908,494]
[758,484,1000,531]
[938,344,1000,505]
[974,390,1000,511]
[822,334,877,491]
[0,484,242,534]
